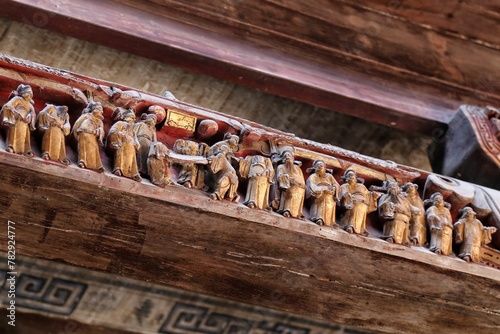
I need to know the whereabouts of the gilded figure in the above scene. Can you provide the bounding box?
[73,101,105,172]
[275,149,306,218]
[107,109,142,181]
[209,132,239,157]
[377,181,412,244]
[134,113,157,175]
[425,192,453,255]
[339,169,379,235]
[207,144,239,201]
[306,160,339,226]
[454,207,497,262]
[402,182,427,246]
[239,155,274,209]
[173,139,209,188]
[0,84,36,156]
[147,141,172,187]
[37,104,71,164]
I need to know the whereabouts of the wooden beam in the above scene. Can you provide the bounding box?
[0,153,499,334]
[2,0,498,135]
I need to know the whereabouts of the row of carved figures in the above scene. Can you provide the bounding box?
[1,84,497,264]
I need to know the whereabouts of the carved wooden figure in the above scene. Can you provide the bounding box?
[276,149,306,218]
[454,207,497,263]
[306,160,339,226]
[107,109,142,181]
[239,155,274,209]
[209,132,240,157]
[0,84,36,157]
[402,182,427,246]
[37,104,71,164]
[425,192,453,256]
[377,181,412,244]
[73,101,105,172]
[339,169,379,235]
[207,144,239,201]
[173,139,209,188]
[147,141,172,187]
[134,113,157,175]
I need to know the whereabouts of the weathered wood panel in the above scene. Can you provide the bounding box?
[2,0,499,138]
[0,254,373,334]
[0,153,499,334]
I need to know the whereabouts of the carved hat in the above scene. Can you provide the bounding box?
[459,206,476,217]
[306,159,333,174]
[341,168,364,184]
[121,109,136,121]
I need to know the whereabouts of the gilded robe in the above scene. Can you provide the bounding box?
[454,215,496,262]
[276,162,305,218]
[37,105,70,163]
[306,173,339,226]
[1,96,35,155]
[134,121,157,175]
[239,155,274,209]
[379,191,412,244]
[108,120,140,179]
[426,205,453,255]
[74,114,104,171]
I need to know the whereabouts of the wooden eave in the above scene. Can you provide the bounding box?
[0,54,499,333]
[2,0,500,135]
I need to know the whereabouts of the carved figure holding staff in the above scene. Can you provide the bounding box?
[1,84,36,156]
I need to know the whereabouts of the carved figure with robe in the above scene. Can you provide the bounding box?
[37,104,71,164]
[147,141,172,187]
[339,169,379,235]
[134,113,157,175]
[0,84,36,156]
[402,182,427,246]
[207,144,239,201]
[73,101,105,172]
[376,181,412,244]
[239,154,274,209]
[107,109,142,181]
[173,139,209,188]
[454,207,497,262]
[425,192,453,255]
[208,132,239,158]
[275,149,306,218]
[306,160,339,226]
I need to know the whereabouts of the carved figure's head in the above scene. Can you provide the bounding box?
[430,192,445,207]
[17,84,33,99]
[403,182,418,195]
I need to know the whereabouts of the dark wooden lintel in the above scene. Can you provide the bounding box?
[2,0,498,135]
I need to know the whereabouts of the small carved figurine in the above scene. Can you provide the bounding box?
[377,181,412,244]
[0,84,36,156]
[107,109,142,181]
[339,169,379,235]
[73,101,105,172]
[147,141,172,187]
[306,160,339,226]
[173,139,209,188]
[402,182,427,246]
[239,154,275,209]
[207,144,239,201]
[209,132,240,158]
[134,113,157,175]
[425,192,453,255]
[454,207,497,262]
[37,104,71,164]
[276,149,306,218]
